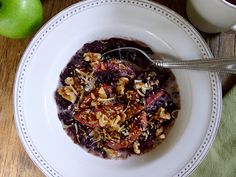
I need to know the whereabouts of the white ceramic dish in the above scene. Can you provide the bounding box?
[14,0,222,177]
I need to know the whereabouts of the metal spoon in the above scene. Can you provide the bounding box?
[102,47,236,74]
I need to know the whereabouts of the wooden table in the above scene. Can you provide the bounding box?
[0,0,235,176]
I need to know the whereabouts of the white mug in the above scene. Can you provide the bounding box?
[186,0,236,33]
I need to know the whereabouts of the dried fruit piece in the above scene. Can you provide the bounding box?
[75,109,99,128]
[107,111,147,150]
[145,90,165,107]
[125,102,144,119]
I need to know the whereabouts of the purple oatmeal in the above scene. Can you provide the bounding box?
[55,38,180,159]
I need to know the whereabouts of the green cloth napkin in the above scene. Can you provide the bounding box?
[191,85,236,177]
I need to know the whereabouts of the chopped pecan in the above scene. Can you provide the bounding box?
[65,77,74,85]
[159,107,171,120]
[83,52,101,62]
[155,126,164,136]
[96,112,109,127]
[133,141,141,154]
[134,80,152,94]
[159,134,166,140]
[116,77,129,95]
[57,86,77,103]
[98,86,107,99]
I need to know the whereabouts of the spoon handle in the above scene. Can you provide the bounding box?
[155,57,236,74]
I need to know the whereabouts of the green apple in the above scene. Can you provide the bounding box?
[0,0,43,39]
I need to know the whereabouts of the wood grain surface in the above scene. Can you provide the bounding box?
[0,0,235,177]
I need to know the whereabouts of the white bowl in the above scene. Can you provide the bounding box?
[14,1,221,177]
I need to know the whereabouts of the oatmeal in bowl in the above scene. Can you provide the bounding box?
[55,38,180,159]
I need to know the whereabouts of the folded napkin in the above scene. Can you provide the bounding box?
[191,84,236,177]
